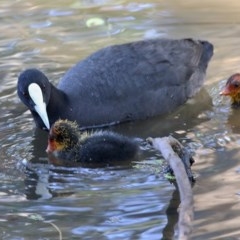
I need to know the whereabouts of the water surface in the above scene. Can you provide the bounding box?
[1,0,240,239]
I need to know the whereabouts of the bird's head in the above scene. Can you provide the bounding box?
[220,73,240,106]
[46,119,80,153]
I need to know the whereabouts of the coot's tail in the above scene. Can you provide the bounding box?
[185,39,214,97]
[199,40,214,70]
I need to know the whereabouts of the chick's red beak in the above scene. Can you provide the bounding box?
[46,139,56,153]
[220,73,240,97]
[220,86,231,96]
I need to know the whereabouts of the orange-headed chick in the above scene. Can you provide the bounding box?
[220,73,240,106]
[46,119,139,164]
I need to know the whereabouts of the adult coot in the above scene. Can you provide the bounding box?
[220,73,240,106]
[17,38,214,130]
[46,119,139,164]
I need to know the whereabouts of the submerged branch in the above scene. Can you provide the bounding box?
[148,136,194,240]
[45,221,63,240]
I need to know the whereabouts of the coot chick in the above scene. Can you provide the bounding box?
[17,38,213,130]
[46,119,139,164]
[220,73,240,106]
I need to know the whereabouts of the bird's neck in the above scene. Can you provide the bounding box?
[47,85,69,125]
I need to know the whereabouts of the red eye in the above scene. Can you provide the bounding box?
[23,92,29,98]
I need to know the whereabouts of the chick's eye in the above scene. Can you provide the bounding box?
[56,135,64,143]
[234,83,240,88]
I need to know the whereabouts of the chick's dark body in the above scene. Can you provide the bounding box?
[71,132,139,163]
[47,120,139,164]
